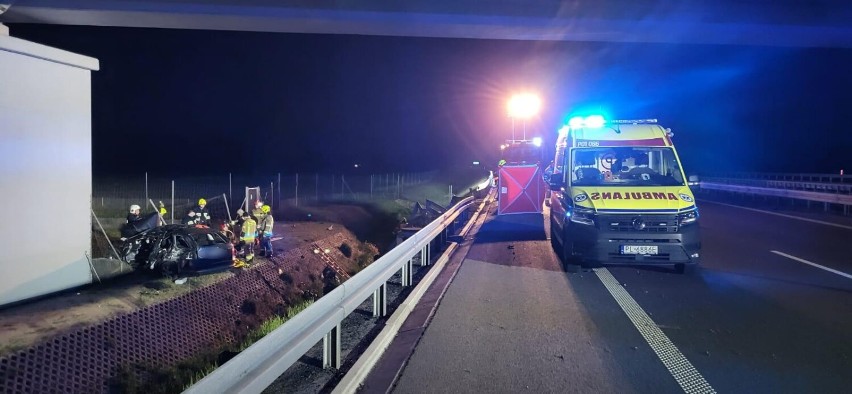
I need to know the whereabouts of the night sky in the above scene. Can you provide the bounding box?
[8,24,852,177]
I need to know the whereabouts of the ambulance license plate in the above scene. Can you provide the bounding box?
[620,245,658,255]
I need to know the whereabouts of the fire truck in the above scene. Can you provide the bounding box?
[547,116,700,273]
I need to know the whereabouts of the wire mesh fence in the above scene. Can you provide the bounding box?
[92,171,439,226]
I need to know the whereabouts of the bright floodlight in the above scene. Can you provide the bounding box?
[507,94,541,119]
[584,115,605,128]
[532,137,543,147]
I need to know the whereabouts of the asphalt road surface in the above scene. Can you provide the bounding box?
[372,199,852,393]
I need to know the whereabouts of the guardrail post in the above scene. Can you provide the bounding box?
[323,324,341,369]
[401,258,413,287]
[419,246,427,266]
[426,243,431,265]
[373,283,387,317]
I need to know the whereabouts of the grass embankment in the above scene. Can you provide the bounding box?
[105,168,486,392]
[112,300,314,394]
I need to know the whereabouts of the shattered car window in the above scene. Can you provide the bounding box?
[176,235,192,249]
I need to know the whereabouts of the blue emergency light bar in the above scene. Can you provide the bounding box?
[567,115,658,128]
[607,119,658,124]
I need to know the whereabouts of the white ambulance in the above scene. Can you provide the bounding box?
[548,116,700,273]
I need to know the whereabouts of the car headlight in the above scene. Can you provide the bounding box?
[568,205,595,225]
[678,208,699,226]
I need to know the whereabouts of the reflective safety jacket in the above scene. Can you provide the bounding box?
[194,205,211,225]
[252,207,266,224]
[241,217,257,241]
[259,214,274,235]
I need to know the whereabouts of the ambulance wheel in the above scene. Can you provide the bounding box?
[549,217,562,258]
[581,259,602,269]
[676,263,697,275]
[561,236,581,273]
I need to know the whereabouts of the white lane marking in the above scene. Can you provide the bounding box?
[595,268,716,394]
[770,250,852,280]
[697,199,852,231]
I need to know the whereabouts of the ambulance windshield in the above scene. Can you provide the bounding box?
[570,147,685,187]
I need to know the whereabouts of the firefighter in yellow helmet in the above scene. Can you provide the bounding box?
[239,210,257,262]
[158,201,167,219]
[258,205,274,257]
[192,198,211,226]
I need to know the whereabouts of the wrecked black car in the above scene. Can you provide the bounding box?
[120,225,235,276]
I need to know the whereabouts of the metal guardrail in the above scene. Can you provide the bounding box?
[702,172,852,184]
[700,182,852,207]
[703,178,852,194]
[185,179,489,393]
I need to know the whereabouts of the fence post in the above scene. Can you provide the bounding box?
[171,180,175,224]
[270,182,274,210]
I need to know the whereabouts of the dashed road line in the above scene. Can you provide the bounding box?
[697,199,852,230]
[771,250,852,280]
[595,268,716,394]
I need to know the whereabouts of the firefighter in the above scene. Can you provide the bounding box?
[258,205,274,257]
[127,204,142,224]
[240,211,257,262]
[251,200,266,223]
[158,201,167,218]
[182,210,197,225]
[193,198,211,225]
[227,209,246,243]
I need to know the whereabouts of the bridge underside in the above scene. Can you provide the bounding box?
[1,1,851,47]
